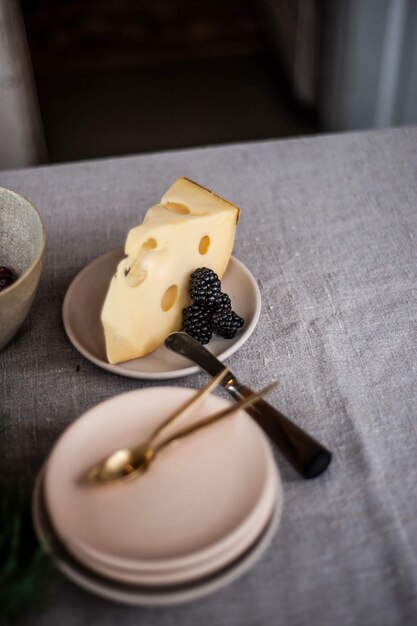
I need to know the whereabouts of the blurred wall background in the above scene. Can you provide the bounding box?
[1,0,416,169]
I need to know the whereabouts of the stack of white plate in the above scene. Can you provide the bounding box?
[34,387,283,605]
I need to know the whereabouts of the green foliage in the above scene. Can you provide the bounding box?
[0,489,52,625]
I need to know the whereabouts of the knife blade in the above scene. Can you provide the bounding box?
[165,332,332,479]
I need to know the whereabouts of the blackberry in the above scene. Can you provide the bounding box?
[185,267,245,344]
[0,266,15,278]
[0,267,16,291]
[214,292,231,314]
[189,267,221,306]
[212,310,244,339]
[183,304,213,344]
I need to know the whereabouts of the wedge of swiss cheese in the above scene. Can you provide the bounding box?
[101,177,240,363]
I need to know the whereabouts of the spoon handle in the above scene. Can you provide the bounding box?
[84,368,229,485]
[152,383,276,459]
[147,367,229,442]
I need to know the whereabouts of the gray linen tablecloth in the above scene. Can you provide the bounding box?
[1,127,416,625]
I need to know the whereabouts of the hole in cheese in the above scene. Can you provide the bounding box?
[125,238,157,286]
[143,238,157,250]
[199,235,210,255]
[161,284,178,311]
[126,268,147,287]
[164,202,190,215]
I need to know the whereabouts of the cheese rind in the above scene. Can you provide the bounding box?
[161,177,240,222]
[101,178,239,364]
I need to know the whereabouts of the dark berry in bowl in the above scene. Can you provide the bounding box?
[0,265,15,278]
[0,266,17,291]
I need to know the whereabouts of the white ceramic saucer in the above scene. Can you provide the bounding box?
[63,454,279,587]
[33,472,282,607]
[44,388,281,572]
[66,464,278,586]
[62,248,261,379]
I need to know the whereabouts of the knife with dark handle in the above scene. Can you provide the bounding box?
[165,332,332,479]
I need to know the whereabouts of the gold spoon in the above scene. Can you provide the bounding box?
[85,378,276,485]
[85,368,228,485]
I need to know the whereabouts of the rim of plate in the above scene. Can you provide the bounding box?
[33,470,281,607]
[63,463,279,587]
[43,387,278,571]
[62,253,261,380]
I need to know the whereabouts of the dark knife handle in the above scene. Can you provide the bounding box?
[231,385,332,478]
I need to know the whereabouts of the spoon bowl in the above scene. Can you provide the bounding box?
[85,382,275,486]
[87,445,154,483]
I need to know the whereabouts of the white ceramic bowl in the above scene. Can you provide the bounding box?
[0,186,45,350]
